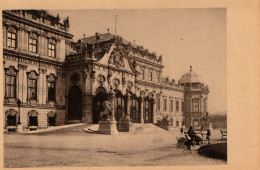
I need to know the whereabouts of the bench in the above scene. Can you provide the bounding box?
[220,130,227,140]
[184,130,208,144]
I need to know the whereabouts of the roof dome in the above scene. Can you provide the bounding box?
[179,66,201,84]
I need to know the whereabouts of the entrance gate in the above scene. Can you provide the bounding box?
[68,86,82,121]
[114,89,126,123]
[144,97,153,123]
[130,94,140,123]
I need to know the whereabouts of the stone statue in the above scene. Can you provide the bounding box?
[100,101,112,121]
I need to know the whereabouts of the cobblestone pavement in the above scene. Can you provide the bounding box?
[4,124,227,168]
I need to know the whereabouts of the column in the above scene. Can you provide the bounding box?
[140,96,144,124]
[126,93,131,117]
[41,69,47,105]
[18,64,27,103]
[108,88,116,122]
[152,98,157,123]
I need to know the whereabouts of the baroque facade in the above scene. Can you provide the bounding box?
[2,10,209,131]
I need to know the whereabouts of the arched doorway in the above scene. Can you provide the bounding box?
[93,86,108,124]
[144,96,153,123]
[68,86,82,121]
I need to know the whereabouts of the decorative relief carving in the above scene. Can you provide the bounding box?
[28,110,38,117]
[108,45,125,68]
[6,109,18,116]
[70,73,80,84]
[47,111,56,117]
[46,73,56,82]
[27,70,39,79]
[5,66,18,76]
[18,64,28,70]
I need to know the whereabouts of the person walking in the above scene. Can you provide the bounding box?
[187,126,196,141]
[180,127,184,135]
[206,129,211,144]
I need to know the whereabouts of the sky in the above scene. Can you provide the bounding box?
[49,9,226,114]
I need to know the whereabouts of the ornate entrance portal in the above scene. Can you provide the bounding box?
[68,86,82,121]
[93,87,108,124]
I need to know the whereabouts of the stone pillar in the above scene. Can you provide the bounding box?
[140,96,144,124]
[41,69,47,105]
[153,98,157,123]
[126,93,131,118]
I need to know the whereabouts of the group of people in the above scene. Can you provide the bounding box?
[180,126,211,145]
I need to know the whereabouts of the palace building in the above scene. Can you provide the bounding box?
[2,10,209,131]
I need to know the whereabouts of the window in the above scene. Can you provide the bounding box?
[182,101,184,112]
[7,32,17,48]
[47,74,56,102]
[48,82,55,101]
[149,71,152,81]
[176,119,179,127]
[176,101,179,112]
[27,71,38,100]
[28,79,37,100]
[193,99,199,112]
[170,99,173,112]
[48,39,56,57]
[142,69,145,79]
[156,98,160,111]
[156,73,160,82]
[5,75,16,98]
[5,66,18,98]
[29,37,37,53]
[163,98,167,111]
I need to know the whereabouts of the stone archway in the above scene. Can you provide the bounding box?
[68,86,82,121]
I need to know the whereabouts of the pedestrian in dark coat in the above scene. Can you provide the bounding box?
[206,129,211,144]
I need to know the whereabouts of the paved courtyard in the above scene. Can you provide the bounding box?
[4,124,227,168]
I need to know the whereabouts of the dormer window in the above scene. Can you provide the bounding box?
[48,39,56,58]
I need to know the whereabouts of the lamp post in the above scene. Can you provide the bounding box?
[16,99,23,132]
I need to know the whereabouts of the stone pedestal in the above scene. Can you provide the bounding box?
[98,120,118,135]
[119,121,132,132]
[202,122,213,130]
[16,123,23,133]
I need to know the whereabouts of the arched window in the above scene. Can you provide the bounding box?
[4,66,18,98]
[192,98,199,112]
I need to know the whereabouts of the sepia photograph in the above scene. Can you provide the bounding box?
[2,8,228,168]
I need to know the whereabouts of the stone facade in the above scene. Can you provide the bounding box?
[2,10,209,131]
